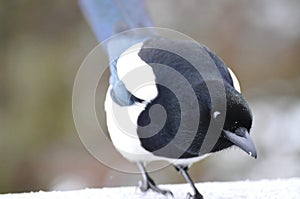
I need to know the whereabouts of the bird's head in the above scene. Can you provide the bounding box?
[211,84,257,159]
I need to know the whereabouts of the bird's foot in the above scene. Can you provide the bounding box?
[186,191,203,199]
[138,178,173,197]
[175,165,204,199]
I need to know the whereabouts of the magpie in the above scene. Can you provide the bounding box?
[79,0,257,198]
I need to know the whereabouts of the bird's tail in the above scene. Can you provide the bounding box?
[79,0,154,96]
[79,0,153,44]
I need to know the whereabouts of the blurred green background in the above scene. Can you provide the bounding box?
[1,0,300,193]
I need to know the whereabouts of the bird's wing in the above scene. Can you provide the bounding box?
[79,0,154,106]
[203,46,241,92]
[136,38,241,159]
[202,46,234,87]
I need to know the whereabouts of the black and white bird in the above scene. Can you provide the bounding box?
[80,1,257,198]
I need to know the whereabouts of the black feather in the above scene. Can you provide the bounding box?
[136,38,252,158]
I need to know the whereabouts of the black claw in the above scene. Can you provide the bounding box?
[138,175,156,192]
[186,192,203,199]
[161,190,173,197]
[186,192,193,199]
[175,165,204,199]
[138,180,149,192]
[137,162,173,197]
[139,178,173,196]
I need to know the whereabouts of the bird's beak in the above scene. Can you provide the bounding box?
[223,127,257,159]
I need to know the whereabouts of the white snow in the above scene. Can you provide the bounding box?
[1,178,299,199]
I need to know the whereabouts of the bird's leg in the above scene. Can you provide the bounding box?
[175,165,203,199]
[137,162,173,197]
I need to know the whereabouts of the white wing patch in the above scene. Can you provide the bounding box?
[228,68,241,93]
[116,42,158,102]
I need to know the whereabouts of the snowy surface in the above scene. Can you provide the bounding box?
[1,178,299,199]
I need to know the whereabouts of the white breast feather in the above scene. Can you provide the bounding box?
[105,86,209,165]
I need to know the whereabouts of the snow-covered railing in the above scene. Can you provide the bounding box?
[1,178,299,199]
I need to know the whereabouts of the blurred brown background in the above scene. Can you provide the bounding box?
[1,0,300,193]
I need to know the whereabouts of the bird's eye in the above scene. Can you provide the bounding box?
[212,111,221,119]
